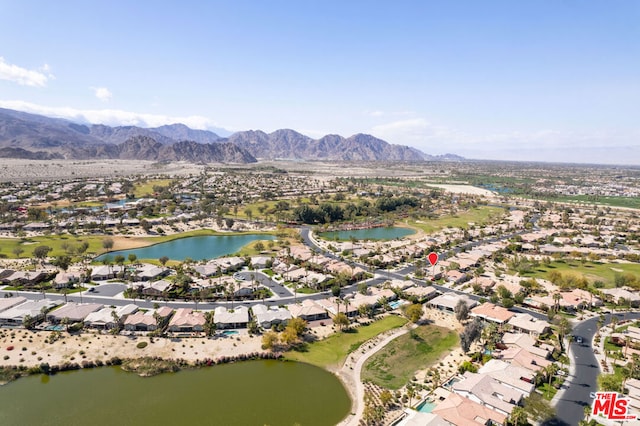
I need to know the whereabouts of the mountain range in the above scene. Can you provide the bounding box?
[0,108,463,163]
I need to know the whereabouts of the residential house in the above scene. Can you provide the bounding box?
[428,292,477,313]
[123,307,173,331]
[194,257,246,277]
[625,378,640,413]
[288,299,328,321]
[134,264,170,282]
[561,288,603,309]
[404,285,438,302]
[501,333,553,359]
[611,326,640,347]
[47,302,103,323]
[477,359,536,395]
[498,346,551,374]
[53,272,81,289]
[250,256,272,269]
[470,302,515,326]
[316,297,359,318]
[0,299,60,326]
[432,393,507,426]
[351,287,397,308]
[2,270,47,287]
[84,304,138,329]
[507,314,551,337]
[252,304,291,329]
[140,279,172,297]
[167,308,206,332]
[0,297,27,313]
[91,265,125,281]
[394,410,450,426]
[214,306,249,329]
[600,288,640,307]
[446,270,469,285]
[451,372,523,416]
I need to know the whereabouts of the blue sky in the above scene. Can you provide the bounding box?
[0,1,638,164]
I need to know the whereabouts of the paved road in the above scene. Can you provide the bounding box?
[547,312,640,426]
[234,270,292,298]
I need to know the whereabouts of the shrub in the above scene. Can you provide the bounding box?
[136,341,148,349]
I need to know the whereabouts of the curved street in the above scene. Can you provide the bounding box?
[548,312,640,426]
[0,222,627,425]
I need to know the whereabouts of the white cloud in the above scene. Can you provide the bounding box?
[0,57,54,87]
[0,99,223,130]
[370,118,460,146]
[92,87,112,102]
[365,110,414,118]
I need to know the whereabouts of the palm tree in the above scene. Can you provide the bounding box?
[431,368,441,390]
[583,405,591,422]
[153,311,163,334]
[228,282,235,310]
[344,297,351,317]
[509,406,528,426]
[61,316,70,332]
[553,292,562,312]
[611,314,619,331]
[406,385,416,408]
[544,363,559,398]
[110,310,120,331]
[193,290,200,311]
[556,316,572,352]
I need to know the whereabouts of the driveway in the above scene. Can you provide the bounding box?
[234,270,292,298]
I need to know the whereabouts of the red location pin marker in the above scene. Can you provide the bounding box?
[427,252,439,266]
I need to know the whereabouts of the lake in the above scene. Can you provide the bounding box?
[0,360,350,426]
[95,234,275,261]
[319,226,415,241]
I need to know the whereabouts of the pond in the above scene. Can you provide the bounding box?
[0,360,350,426]
[95,234,275,262]
[319,226,415,241]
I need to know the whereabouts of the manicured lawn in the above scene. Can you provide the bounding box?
[361,325,458,389]
[0,235,110,259]
[539,383,559,400]
[408,206,505,234]
[521,194,640,210]
[603,337,623,353]
[232,239,279,257]
[520,260,640,288]
[0,229,276,260]
[133,179,173,197]
[285,315,408,369]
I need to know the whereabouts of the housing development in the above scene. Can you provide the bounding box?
[0,159,638,425]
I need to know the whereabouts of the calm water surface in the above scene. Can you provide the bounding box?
[96,234,275,261]
[319,227,415,241]
[0,360,350,426]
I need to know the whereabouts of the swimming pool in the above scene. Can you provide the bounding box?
[389,300,407,309]
[416,400,436,413]
[222,330,239,336]
[443,377,461,389]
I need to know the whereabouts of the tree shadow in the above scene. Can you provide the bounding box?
[541,418,571,426]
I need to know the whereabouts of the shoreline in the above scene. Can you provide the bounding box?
[0,309,464,426]
[95,229,278,259]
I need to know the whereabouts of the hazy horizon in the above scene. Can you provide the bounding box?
[0,1,638,165]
